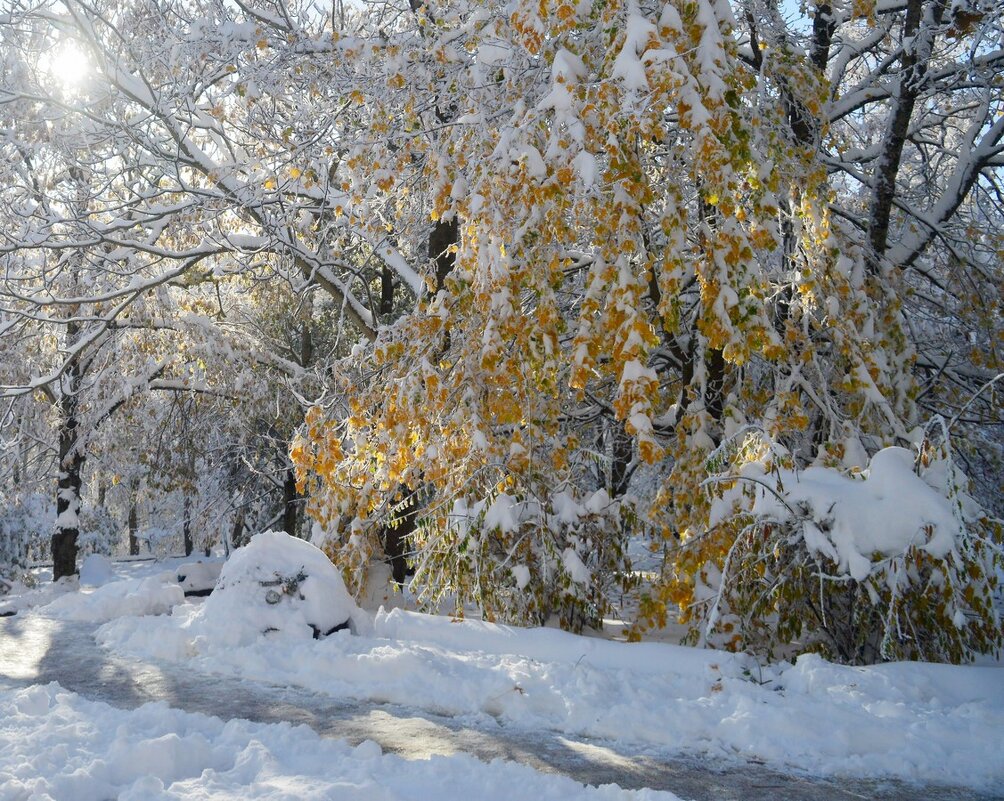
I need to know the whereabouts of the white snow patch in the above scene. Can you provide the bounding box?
[751,447,964,581]
[562,548,591,584]
[174,561,223,595]
[485,493,519,533]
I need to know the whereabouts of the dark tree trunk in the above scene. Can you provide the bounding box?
[697,196,728,433]
[282,463,300,537]
[810,2,836,71]
[705,346,727,424]
[183,494,194,556]
[52,444,83,580]
[429,218,458,293]
[609,423,635,498]
[230,511,245,551]
[380,264,394,320]
[868,0,946,270]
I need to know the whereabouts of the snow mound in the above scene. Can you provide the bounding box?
[79,554,115,587]
[198,530,359,646]
[41,576,183,623]
[0,577,76,617]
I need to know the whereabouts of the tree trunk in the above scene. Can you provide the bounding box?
[183,494,194,556]
[51,346,83,581]
[51,441,83,580]
[128,487,140,556]
[868,0,946,271]
[282,463,300,538]
[229,510,245,552]
[609,423,635,498]
[430,218,458,293]
[380,264,394,320]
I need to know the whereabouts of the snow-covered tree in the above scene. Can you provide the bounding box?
[1,0,374,576]
[290,0,1001,654]
[1,0,998,660]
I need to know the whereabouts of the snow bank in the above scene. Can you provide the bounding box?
[0,577,77,617]
[198,530,360,645]
[41,576,183,623]
[372,608,749,678]
[0,683,676,801]
[97,605,1004,789]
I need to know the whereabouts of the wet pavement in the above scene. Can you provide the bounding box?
[0,614,997,800]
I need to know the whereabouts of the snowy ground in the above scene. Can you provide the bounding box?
[97,605,1004,790]
[2,548,1003,800]
[1,682,672,801]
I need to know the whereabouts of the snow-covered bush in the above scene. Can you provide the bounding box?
[175,561,223,596]
[411,488,636,632]
[199,530,360,646]
[0,494,52,589]
[77,507,120,558]
[681,430,1002,664]
[136,525,179,559]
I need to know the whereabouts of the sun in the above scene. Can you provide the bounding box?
[44,41,91,92]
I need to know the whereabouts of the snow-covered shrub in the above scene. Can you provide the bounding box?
[174,561,223,596]
[199,530,360,645]
[42,575,183,622]
[684,430,1002,664]
[0,494,52,589]
[77,507,120,558]
[412,488,636,632]
[136,525,179,559]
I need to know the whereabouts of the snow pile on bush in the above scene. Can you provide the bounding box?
[0,579,76,616]
[746,447,961,580]
[41,576,184,623]
[702,439,1002,663]
[197,530,360,646]
[0,493,52,585]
